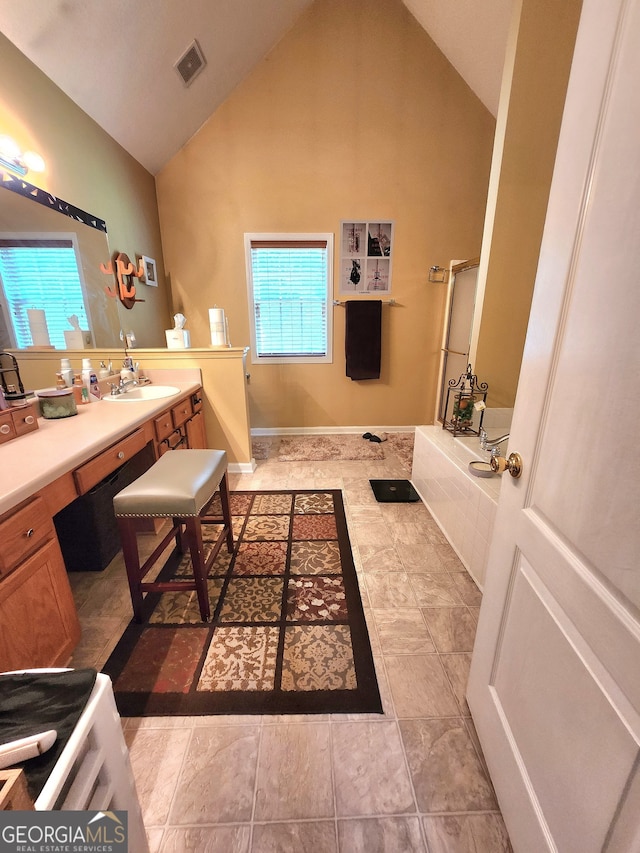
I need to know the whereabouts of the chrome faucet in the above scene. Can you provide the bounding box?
[479,429,510,451]
[109,377,140,395]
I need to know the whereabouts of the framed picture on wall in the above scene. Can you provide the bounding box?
[339,221,393,294]
[139,255,158,286]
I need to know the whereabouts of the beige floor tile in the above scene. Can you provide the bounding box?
[434,542,465,569]
[364,573,417,608]
[385,654,459,718]
[390,521,442,545]
[377,502,431,522]
[78,578,133,618]
[337,816,426,852]
[422,814,512,853]
[400,717,498,813]
[439,653,472,715]
[409,573,465,607]
[127,716,197,730]
[159,825,251,852]
[451,571,483,605]
[395,542,449,573]
[350,521,393,547]
[169,725,260,824]
[146,827,164,853]
[254,722,333,821]
[332,720,415,816]
[421,606,478,652]
[348,505,384,524]
[125,727,192,826]
[193,714,263,726]
[251,821,337,852]
[374,608,435,655]
[358,544,404,573]
[464,716,491,776]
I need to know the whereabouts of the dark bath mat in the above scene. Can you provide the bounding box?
[369,479,420,503]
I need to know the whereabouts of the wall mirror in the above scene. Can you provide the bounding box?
[0,171,123,349]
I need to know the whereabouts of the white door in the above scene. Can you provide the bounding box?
[467,1,640,851]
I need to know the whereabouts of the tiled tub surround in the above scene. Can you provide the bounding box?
[411,423,509,590]
[69,436,512,852]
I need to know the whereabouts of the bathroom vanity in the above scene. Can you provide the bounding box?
[0,374,203,672]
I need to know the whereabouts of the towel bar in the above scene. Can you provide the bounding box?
[333,299,396,306]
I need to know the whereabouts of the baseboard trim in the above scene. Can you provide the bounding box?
[229,460,257,474]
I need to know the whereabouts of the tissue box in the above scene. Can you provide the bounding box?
[165,329,191,349]
[64,330,91,349]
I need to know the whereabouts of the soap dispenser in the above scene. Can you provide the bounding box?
[120,357,135,383]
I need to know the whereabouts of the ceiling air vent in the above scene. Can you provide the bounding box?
[175,40,206,87]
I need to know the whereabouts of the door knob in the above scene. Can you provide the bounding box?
[490,451,523,478]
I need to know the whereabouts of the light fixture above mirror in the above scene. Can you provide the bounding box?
[0,134,45,176]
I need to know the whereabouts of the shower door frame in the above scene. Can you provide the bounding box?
[435,257,480,423]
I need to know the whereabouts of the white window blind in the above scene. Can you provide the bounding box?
[246,235,333,364]
[0,236,89,349]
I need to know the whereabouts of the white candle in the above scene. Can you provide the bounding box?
[209,307,227,347]
[27,308,51,347]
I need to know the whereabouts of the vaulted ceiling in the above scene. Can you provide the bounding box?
[0,0,513,175]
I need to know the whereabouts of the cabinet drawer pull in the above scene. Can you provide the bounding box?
[0,425,10,435]
[117,451,125,459]
[26,528,34,538]
[25,416,35,425]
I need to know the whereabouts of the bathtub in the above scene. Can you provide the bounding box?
[411,414,512,589]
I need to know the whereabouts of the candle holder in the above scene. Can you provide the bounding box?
[0,351,27,400]
[442,364,488,437]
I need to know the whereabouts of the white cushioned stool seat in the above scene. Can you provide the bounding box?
[113,448,233,623]
[113,449,228,518]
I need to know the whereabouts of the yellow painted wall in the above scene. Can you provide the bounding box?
[473,0,582,407]
[0,33,171,348]
[156,0,495,429]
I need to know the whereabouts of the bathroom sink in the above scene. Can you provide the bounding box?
[102,385,180,402]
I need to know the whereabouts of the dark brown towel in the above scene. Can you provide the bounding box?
[345,300,382,380]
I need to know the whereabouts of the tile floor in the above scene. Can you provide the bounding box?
[69,436,512,852]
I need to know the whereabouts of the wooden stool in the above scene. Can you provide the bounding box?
[113,449,233,622]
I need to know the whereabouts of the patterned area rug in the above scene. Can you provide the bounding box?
[103,490,382,717]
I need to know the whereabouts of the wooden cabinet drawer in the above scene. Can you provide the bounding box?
[73,428,148,495]
[153,409,174,443]
[11,403,39,437]
[171,397,193,429]
[0,411,17,445]
[0,497,54,577]
[0,404,39,445]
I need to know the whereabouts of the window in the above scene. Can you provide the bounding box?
[245,234,333,364]
[0,233,91,349]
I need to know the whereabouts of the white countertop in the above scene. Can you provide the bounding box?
[0,369,201,516]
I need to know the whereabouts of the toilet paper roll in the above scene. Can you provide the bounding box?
[27,309,51,347]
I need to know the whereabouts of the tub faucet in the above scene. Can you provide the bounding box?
[480,430,510,451]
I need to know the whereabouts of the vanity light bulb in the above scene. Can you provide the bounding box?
[0,135,20,160]
[23,151,45,172]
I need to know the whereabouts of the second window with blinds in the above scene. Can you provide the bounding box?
[244,234,333,364]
